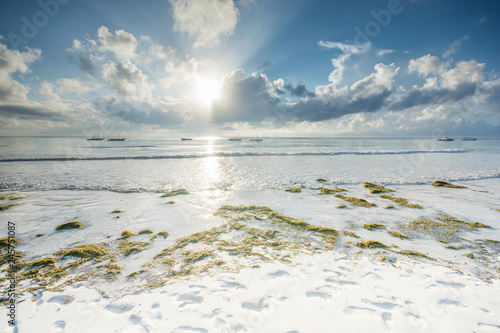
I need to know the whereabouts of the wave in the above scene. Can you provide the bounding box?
[0,149,467,163]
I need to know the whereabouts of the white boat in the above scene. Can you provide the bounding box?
[181,134,193,141]
[462,137,477,141]
[107,132,125,141]
[87,132,105,141]
[437,136,454,141]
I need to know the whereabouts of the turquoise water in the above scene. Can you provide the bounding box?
[0,136,499,192]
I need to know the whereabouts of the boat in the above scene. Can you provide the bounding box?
[181,134,193,141]
[87,132,105,141]
[462,137,477,141]
[229,133,241,141]
[437,136,454,141]
[107,132,125,141]
[250,134,263,142]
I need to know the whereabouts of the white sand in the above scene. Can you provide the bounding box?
[1,179,500,332]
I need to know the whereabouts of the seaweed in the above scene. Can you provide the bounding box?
[388,231,409,239]
[336,205,347,209]
[0,204,15,211]
[379,195,422,209]
[110,210,123,214]
[127,269,147,279]
[138,229,154,235]
[163,258,176,267]
[29,257,57,268]
[183,250,214,263]
[397,250,435,261]
[285,188,302,193]
[355,240,389,249]
[432,181,467,189]
[464,253,474,259]
[444,245,460,250]
[0,237,19,248]
[343,231,360,239]
[56,244,108,259]
[384,205,394,209]
[55,221,83,231]
[165,201,175,204]
[436,216,490,229]
[483,239,500,244]
[97,260,123,280]
[316,178,327,182]
[120,230,135,239]
[362,223,385,231]
[157,231,170,238]
[161,189,189,197]
[118,240,151,256]
[320,187,346,195]
[334,194,376,208]
[363,182,394,194]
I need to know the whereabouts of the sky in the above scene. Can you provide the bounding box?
[0,0,499,137]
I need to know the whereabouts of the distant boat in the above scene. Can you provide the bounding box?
[87,132,105,141]
[463,137,477,141]
[107,132,125,141]
[229,133,241,141]
[250,134,263,142]
[181,134,193,141]
[437,136,454,141]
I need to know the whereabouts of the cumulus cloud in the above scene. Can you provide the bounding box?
[97,26,138,59]
[170,0,239,47]
[283,83,315,98]
[161,57,200,88]
[102,60,153,100]
[212,69,280,122]
[408,54,443,76]
[56,78,91,94]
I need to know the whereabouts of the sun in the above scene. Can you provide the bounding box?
[197,78,220,104]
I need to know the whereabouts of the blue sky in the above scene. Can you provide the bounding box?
[1,0,499,136]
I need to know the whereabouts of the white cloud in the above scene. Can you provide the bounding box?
[102,60,153,100]
[161,57,200,88]
[408,54,443,76]
[440,60,484,89]
[56,78,92,94]
[97,26,138,59]
[442,35,469,59]
[38,82,61,102]
[170,0,239,47]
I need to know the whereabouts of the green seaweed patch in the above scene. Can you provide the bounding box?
[163,258,176,267]
[343,231,360,238]
[388,231,409,239]
[397,250,435,261]
[469,222,491,228]
[56,244,108,259]
[161,189,189,197]
[0,237,19,248]
[336,205,347,209]
[245,227,280,239]
[183,250,214,263]
[436,216,490,229]
[355,240,389,249]
[165,201,175,204]
[444,245,461,250]
[55,221,83,231]
[120,230,135,239]
[483,239,500,244]
[362,223,386,231]
[464,253,474,259]
[36,234,43,237]
[30,257,57,268]
[363,182,394,194]
[379,195,422,209]
[432,181,467,189]
[157,231,170,238]
[97,260,123,280]
[437,239,448,243]
[127,269,147,279]
[0,193,23,201]
[384,205,395,209]
[285,188,302,193]
[334,194,376,208]
[118,240,151,256]
[316,178,327,182]
[320,187,346,195]
[110,210,123,214]
[138,229,154,235]
[0,204,15,211]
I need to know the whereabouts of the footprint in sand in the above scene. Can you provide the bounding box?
[343,306,376,315]
[382,312,393,324]
[326,277,358,286]
[175,326,208,333]
[151,303,160,309]
[104,303,134,314]
[189,284,207,290]
[48,295,75,305]
[268,270,290,278]
[436,281,466,289]
[217,279,246,289]
[437,299,461,306]
[177,293,204,308]
[362,299,398,310]
[242,302,269,312]
[306,292,331,300]
[323,269,346,278]
[52,320,65,329]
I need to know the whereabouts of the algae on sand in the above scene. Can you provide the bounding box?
[343,231,360,239]
[363,182,394,194]
[334,194,376,208]
[118,240,151,256]
[379,195,422,209]
[319,187,346,195]
[388,231,409,240]
[285,188,302,193]
[362,223,385,231]
[432,181,467,189]
[355,240,389,249]
[397,250,435,261]
[161,189,189,197]
[56,244,108,259]
[55,221,83,231]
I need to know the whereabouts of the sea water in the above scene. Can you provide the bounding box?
[0,136,499,193]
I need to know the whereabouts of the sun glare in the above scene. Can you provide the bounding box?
[197,78,220,104]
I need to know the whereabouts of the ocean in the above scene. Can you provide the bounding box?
[1,136,499,192]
